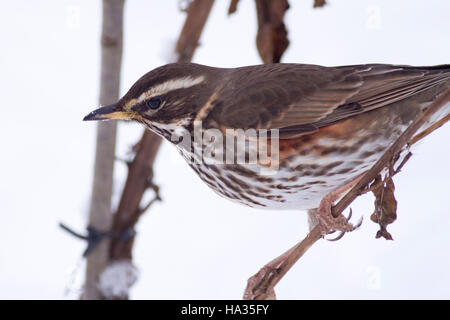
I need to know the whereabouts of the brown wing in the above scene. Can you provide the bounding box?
[205,63,450,138]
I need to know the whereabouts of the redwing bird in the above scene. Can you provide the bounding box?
[84,63,449,269]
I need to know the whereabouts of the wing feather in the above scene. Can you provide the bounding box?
[204,63,450,138]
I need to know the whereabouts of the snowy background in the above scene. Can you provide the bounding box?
[0,0,449,299]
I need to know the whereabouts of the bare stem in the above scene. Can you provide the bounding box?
[84,0,124,300]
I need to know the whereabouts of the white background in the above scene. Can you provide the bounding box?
[0,0,449,299]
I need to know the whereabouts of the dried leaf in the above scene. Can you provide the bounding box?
[228,0,240,15]
[313,0,327,8]
[370,175,397,240]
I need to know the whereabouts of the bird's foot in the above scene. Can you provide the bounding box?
[243,246,298,300]
[243,265,277,300]
[317,206,363,241]
[314,176,364,239]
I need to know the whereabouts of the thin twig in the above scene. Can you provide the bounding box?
[249,225,322,300]
[84,0,124,300]
[409,114,450,145]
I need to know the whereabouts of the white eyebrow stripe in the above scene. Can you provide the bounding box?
[137,75,205,103]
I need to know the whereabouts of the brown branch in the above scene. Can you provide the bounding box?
[107,0,215,299]
[247,226,323,300]
[246,88,450,299]
[255,0,290,63]
[175,0,215,63]
[109,132,162,263]
[409,113,450,145]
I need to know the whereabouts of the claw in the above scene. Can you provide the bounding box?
[327,231,346,241]
[345,208,353,222]
[352,216,364,230]
[326,211,363,241]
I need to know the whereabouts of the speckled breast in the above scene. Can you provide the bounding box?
[176,94,449,211]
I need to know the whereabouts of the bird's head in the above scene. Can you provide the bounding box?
[84,63,221,137]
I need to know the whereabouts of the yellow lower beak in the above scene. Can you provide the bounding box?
[83,103,132,121]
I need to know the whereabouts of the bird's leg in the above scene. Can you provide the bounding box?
[243,246,297,300]
[314,175,364,236]
[244,224,323,300]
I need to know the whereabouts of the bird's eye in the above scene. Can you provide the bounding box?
[146,97,162,110]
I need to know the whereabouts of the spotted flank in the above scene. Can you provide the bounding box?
[173,95,447,210]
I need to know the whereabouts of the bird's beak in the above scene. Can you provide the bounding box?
[83,103,131,121]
